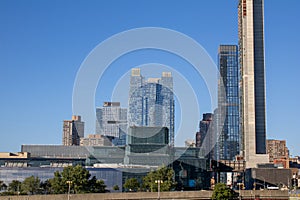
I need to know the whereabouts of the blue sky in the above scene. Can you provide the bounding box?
[0,1,299,155]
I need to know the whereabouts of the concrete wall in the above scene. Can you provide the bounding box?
[290,198,300,200]
[0,191,211,200]
[0,190,289,200]
[240,190,288,199]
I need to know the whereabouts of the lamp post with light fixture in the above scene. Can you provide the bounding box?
[155,180,163,200]
[66,180,72,200]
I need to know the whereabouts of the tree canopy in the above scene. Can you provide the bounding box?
[1,165,107,196]
[113,185,120,191]
[48,165,106,194]
[124,178,140,192]
[212,183,237,200]
[143,166,176,192]
[21,176,40,195]
[48,171,65,194]
[0,180,7,191]
[8,180,22,194]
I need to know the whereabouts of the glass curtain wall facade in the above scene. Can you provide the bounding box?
[217,45,240,160]
[96,102,127,145]
[128,68,175,146]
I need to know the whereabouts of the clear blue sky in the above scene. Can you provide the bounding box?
[0,1,299,155]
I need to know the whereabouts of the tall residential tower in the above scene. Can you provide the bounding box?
[128,68,175,146]
[62,115,84,146]
[217,45,240,161]
[238,0,269,167]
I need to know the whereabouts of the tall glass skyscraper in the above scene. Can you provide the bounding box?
[96,102,127,145]
[217,45,240,161]
[238,0,269,167]
[128,68,175,146]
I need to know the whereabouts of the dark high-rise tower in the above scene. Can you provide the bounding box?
[196,113,215,159]
[217,45,240,161]
[238,0,269,167]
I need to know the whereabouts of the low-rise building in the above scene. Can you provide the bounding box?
[245,168,292,190]
[0,152,30,159]
[267,139,289,168]
[80,134,112,146]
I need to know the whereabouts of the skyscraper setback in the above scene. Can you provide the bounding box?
[217,45,240,161]
[128,68,175,146]
[238,0,269,167]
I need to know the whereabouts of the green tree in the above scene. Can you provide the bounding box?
[113,185,120,191]
[212,183,237,200]
[48,171,66,194]
[21,176,40,195]
[88,176,106,193]
[0,180,7,191]
[0,180,5,189]
[143,166,176,192]
[61,165,91,193]
[48,165,106,194]
[124,178,140,192]
[40,180,52,194]
[8,180,22,193]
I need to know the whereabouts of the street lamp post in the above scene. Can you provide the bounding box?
[155,180,163,200]
[237,183,243,200]
[66,181,72,200]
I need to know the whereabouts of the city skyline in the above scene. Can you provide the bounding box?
[0,1,299,156]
